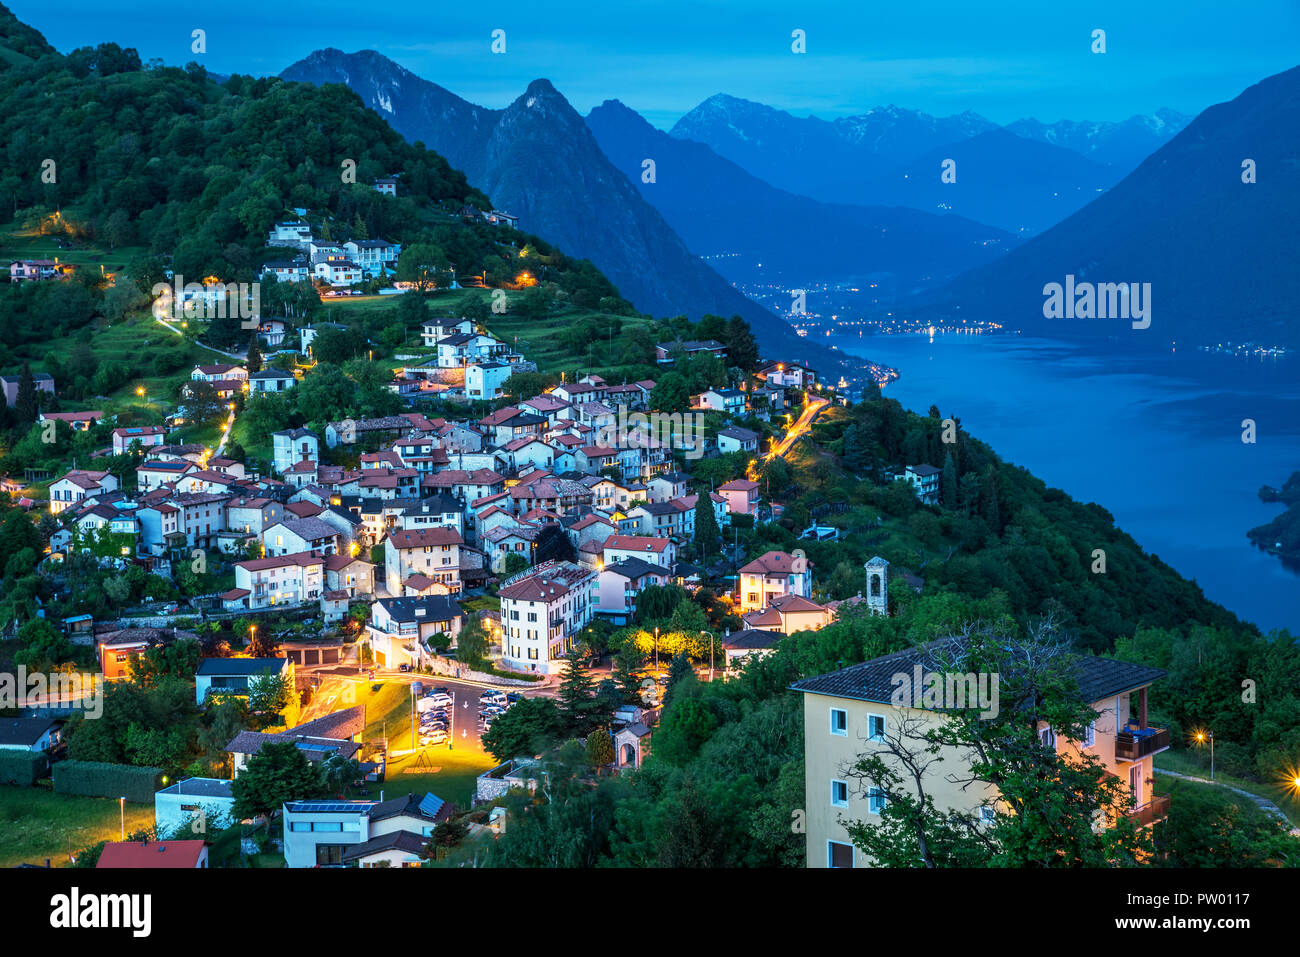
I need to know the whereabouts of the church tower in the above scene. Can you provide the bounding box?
[864,556,889,616]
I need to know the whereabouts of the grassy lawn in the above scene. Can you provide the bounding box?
[370,750,495,811]
[0,785,155,869]
[11,309,231,416]
[324,286,662,379]
[1156,749,1300,827]
[0,225,147,274]
[356,679,495,809]
[460,595,500,614]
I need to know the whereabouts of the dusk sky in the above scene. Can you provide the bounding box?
[15,0,1300,128]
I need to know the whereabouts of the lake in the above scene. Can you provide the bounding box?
[835,331,1300,634]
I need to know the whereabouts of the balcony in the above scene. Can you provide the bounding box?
[1126,794,1171,828]
[1115,726,1170,762]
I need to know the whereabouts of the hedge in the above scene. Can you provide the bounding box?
[0,750,48,786]
[52,760,162,803]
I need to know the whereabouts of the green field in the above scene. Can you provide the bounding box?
[356,680,495,809]
[0,224,147,274]
[327,286,663,379]
[1155,749,1300,827]
[0,785,155,869]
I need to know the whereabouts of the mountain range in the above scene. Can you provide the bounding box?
[585,98,1013,290]
[669,94,1189,234]
[280,49,846,371]
[281,47,1294,353]
[1006,109,1190,170]
[907,66,1300,347]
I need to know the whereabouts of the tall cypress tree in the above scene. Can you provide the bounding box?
[941,450,959,510]
[693,491,719,561]
[723,315,759,371]
[556,648,596,733]
[14,363,37,423]
[246,335,262,373]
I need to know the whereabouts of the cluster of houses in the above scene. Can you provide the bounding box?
[25,299,1138,873]
[261,230,403,291]
[40,319,845,679]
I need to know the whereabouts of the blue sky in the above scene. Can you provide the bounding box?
[14,0,1300,127]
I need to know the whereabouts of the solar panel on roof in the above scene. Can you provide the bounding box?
[418,793,445,818]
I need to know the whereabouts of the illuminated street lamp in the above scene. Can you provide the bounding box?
[653,626,660,673]
[1194,729,1215,781]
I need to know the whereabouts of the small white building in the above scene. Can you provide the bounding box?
[272,428,319,476]
[314,260,362,286]
[154,778,236,838]
[465,361,513,401]
[249,369,296,394]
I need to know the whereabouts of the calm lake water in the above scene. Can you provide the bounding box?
[835,332,1300,634]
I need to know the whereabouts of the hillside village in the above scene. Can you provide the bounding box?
[0,244,986,868]
[0,24,1295,877]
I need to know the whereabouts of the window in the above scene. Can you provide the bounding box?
[1081,722,1096,747]
[1039,726,1056,749]
[867,714,886,743]
[868,787,887,815]
[831,780,849,807]
[828,841,854,868]
[979,806,996,823]
[829,708,848,736]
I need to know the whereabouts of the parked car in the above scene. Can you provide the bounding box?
[398,664,411,673]
[425,692,453,707]
[420,730,448,745]
[480,689,506,703]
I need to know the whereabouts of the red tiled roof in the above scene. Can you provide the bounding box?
[388,528,463,549]
[96,840,207,869]
[605,535,670,553]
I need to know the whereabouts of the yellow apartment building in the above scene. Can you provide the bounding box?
[794,641,1169,868]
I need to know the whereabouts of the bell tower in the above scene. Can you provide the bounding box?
[864,556,889,616]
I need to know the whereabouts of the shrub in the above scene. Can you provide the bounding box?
[53,760,162,803]
[0,750,48,786]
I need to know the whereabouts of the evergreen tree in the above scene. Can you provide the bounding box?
[663,651,694,709]
[246,335,262,373]
[556,648,597,733]
[534,524,576,564]
[723,315,759,371]
[842,423,870,472]
[693,491,719,561]
[585,729,615,768]
[941,450,958,509]
[613,648,644,705]
[14,363,37,422]
[980,464,1002,532]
